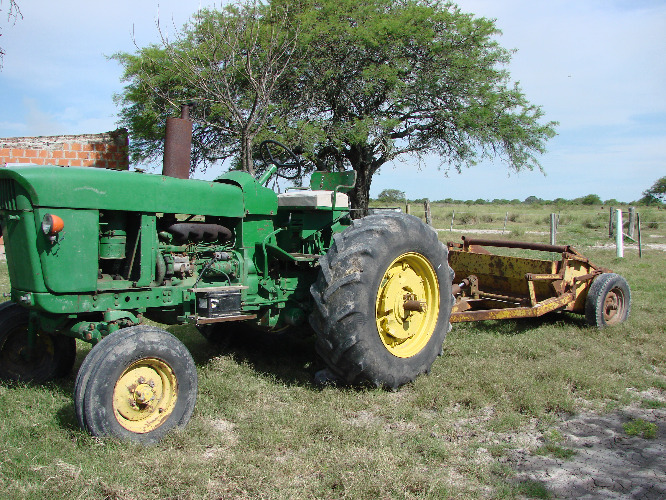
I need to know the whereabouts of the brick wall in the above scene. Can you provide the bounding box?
[0,129,129,170]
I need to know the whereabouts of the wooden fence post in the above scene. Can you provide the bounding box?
[450,210,455,231]
[628,206,636,239]
[502,212,508,235]
[405,203,410,215]
[424,199,432,226]
[637,212,642,258]
[609,206,614,238]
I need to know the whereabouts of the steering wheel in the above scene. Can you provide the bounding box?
[258,140,302,180]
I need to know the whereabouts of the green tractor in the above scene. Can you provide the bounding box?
[0,131,453,442]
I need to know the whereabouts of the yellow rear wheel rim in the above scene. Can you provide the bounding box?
[375,252,440,358]
[112,358,178,434]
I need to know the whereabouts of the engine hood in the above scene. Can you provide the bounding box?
[0,165,251,217]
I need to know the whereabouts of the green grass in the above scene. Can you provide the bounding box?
[1,208,665,499]
[623,418,658,439]
[373,200,666,248]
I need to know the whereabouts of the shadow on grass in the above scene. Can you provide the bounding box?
[165,323,324,389]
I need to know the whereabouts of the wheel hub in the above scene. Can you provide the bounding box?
[376,253,440,358]
[113,358,177,433]
[604,290,622,323]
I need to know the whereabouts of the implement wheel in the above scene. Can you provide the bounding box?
[75,326,197,443]
[0,301,75,383]
[585,273,631,327]
[310,212,453,389]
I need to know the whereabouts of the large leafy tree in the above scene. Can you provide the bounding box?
[115,0,556,215]
[273,0,557,214]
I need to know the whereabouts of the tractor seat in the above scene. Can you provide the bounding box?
[277,190,348,208]
[277,171,356,210]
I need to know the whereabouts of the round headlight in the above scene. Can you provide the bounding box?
[42,214,64,239]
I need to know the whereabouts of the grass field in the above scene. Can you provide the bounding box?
[0,203,664,499]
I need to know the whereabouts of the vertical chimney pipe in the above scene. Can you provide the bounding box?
[162,104,193,179]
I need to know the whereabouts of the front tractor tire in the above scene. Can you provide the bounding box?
[310,212,453,389]
[0,301,76,383]
[74,326,198,444]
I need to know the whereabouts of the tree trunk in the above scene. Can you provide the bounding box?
[346,145,381,219]
[348,171,371,218]
[240,130,254,175]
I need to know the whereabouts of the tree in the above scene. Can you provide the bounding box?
[272,0,557,215]
[524,195,543,205]
[114,2,298,175]
[579,194,602,205]
[0,0,22,69]
[642,176,666,205]
[115,0,556,214]
[377,189,406,203]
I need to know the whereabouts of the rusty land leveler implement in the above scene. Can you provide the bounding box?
[448,237,630,327]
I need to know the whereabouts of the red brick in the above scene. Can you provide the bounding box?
[71,143,82,151]
[11,149,23,157]
[0,148,10,157]
[81,143,94,152]
[52,151,64,159]
[61,143,70,151]
[65,151,77,159]
[82,159,96,167]
[25,150,38,158]
[39,150,49,158]
[69,159,82,167]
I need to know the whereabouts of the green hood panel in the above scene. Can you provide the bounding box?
[0,165,250,217]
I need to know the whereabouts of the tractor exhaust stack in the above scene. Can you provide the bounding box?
[162,104,192,179]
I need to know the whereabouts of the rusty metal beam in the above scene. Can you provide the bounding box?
[450,292,575,323]
[461,236,572,254]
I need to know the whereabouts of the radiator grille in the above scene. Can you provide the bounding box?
[0,179,18,211]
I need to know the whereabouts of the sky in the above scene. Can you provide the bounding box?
[1,0,664,203]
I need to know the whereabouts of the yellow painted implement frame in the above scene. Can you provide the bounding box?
[448,237,610,323]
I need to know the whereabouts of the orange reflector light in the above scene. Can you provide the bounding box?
[42,214,64,241]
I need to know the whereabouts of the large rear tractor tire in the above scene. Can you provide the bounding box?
[74,326,198,443]
[0,301,76,383]
[585,273,631,327]
[310,212,454,389]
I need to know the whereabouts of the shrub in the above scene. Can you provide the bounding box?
[579,194,602,205]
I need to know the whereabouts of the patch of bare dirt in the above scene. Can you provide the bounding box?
[507,392,666,499]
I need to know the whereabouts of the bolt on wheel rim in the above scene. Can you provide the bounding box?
[375,252,440,358]
[112,358,178,433]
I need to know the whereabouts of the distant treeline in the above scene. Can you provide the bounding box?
[375,189,663,206]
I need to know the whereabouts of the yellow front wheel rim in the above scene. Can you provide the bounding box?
[112,358,178,434]
[376,252,440,358]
